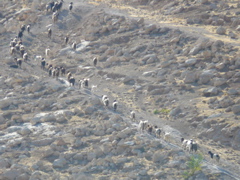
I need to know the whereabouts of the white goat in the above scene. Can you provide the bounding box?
[138,120,148,133]
[45,48,50,57]
[112,100,118,111]
[130,111,136,121]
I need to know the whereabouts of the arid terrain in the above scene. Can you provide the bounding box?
[0,0,240,179]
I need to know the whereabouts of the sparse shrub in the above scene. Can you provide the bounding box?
[182,153,203,180]
[153,108,170,115]
[153,109,161,114]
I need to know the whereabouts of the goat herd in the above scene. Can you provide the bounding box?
[136,119,220,163]
[8,0,220,165]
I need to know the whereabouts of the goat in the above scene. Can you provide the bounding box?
[48,66,53,76]
[55,67,60,79]
[46,1,54,12]
[112,100,118,111]
[15,58,22,68]
[69,2,73,11]
[130,110,136,121]
[52,12,59,23]
[147,124,153,134]
[72,42,77,50]
[20,49,25,58]
[138,120,148,133]
[208,151,220,163]
[41,58,46,70]
[67,71,72,81]
[102,95,109,107]
[91,85,97,93]
[60,67,66,76]
[64,36,69,45]
[69,76,75,86]
[48,28,52,39]
[155,126,161,138]
[10,47,15,55]
[93,57,97,66]
[10,40,16,47]
[18,31,23,39]
[26,24,31,34]
[23,53,28,61]
[181,137,190,150]
[57,0,63,11]
[20,25,26,33]
[83,78,89,88]
[45,48,50,57]
[186,139,198,153]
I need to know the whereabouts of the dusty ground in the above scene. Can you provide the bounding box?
[0,0,240,179]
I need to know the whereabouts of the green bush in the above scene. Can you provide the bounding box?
[182,153,203,180]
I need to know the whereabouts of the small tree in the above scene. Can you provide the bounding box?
[182,153,203,179]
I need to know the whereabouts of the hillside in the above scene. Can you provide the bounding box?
[0,0,240,179]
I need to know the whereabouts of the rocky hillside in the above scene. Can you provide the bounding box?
[0,0,240,179]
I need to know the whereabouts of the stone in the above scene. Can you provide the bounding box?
[232,105,240,114]
[202,87,220,97]
[216,26,226,35]
[198,70,214,84]
[0,158,11,168]
[185,58,197,66]
[227,89,239,95]
[19,127,32,135]
[212,78,226,86]
[144,24,156,34]
[53,158,67,168]
[170,107,181,117]
[183,71,196,83]
[32,138,55,146]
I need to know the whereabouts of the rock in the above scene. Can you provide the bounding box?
[170,107,181,117]
[228,31,237,39]
[198,70,214,84]
[189,46,201,55]
[202,87,220,97]
[84,106,95,115]
[227,89,239,95]
[232,105,240,114]
[0,158,11,168]
[2,168,22,180]
[219,96,234,108]
[152,150,168,163]
[143,71,155,77]
[19,127,32,135]
[0,114,6,124]
[16,173,30,180]
[141,54,159,64]
[216,26,226,35]
[122,77,135,85]
[185,58,197,66]
[212,78,226,86]
[183,71,196,83]
[32,138,55,146]
[42,148,54,158]
[144,24,156,34]
[53,158,67,168]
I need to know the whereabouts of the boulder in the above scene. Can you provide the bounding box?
[198,70,214,84]
[202,87,220,97]
[144,24,157,34]
[216,26,226,35]
[53,158,67,168]
[232,105,240,114]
